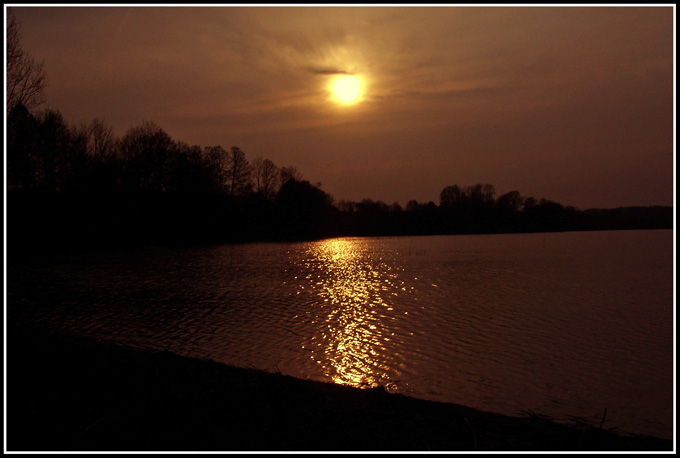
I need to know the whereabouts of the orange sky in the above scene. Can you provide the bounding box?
[9,5,675,209]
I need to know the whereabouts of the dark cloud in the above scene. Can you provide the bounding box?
[308,67,353,75]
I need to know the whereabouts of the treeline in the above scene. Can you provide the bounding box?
[6,103,673,252]
[334,185,672,237]
[7,103,337,247]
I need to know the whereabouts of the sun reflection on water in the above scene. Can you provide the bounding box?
[295,238,408,389]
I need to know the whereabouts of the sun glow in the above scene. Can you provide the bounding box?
[331,75,362,104]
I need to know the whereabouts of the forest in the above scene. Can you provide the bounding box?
[6,101,673,253]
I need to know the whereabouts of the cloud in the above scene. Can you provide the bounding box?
[308,67,353,75]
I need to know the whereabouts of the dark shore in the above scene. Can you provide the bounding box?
[6,326,673,452]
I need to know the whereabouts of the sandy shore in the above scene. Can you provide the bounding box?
[6,326,673,452]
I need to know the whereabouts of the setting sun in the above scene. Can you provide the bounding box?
[331,75,362,104]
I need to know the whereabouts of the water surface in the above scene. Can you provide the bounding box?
[8,230,674,439]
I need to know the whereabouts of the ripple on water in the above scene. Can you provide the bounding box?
[9,231,674,440]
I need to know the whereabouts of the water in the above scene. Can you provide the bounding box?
[8,230,674,440]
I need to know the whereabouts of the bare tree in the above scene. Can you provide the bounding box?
[6,9,46,113]
[228,146,252,196]
[80,118,115,160]
[251,156,265,192]
[34,109,72,192]
[259,160,279,199]
[205,145,229,192]
[251,156,279,200]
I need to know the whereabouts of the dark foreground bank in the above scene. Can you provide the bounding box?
[7,328,674,452]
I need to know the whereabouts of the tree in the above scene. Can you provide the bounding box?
[34,109,72,192]
[279,166,302,188]
[75,118,121,193]
[440,185,462,208]
[204,145,229,193]
[62,122,90,191]
[276,179,334,239]
[84,118,115,161]
[227,146,253,197]
[405,200,421,212]
[168,142,220,195]
[356,198,389,214]
[465,184,487,205]
[441,183,496,208]
[482,184,496,205]
[7,102,39,189]
[6,8,47,113]
[389,202,402,212]
[251,156,279,200]
[496,190,524,212]
[336,199,357,213]
[523,196,538,211]
[118,121,174,191]
[251,156,264,191]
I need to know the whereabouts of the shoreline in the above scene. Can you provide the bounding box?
[6,327,674,452]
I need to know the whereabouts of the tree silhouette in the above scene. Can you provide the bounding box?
[405,200,420,212]
[83,118,115,161]
[118,121,174,192]
[227,146,253,197]
[275,179,335,240]
[439,185,462,208]
[440,183,496,209]
[204,145,230,193]
[279,166,302,188]
[523,196,538,211]
[35,109,72,193]
[251,156,279,200]
[6,9,46,113]
[465,183,496,207]
[168,142,221,196]
[496,190,523,212]
[336,200,357,213]
[7,103,39,190]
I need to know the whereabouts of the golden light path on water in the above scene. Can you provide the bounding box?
[295,238,413,389]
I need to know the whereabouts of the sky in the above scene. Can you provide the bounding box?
[7,5,675,209]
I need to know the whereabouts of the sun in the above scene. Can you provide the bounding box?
[331,75,362,104]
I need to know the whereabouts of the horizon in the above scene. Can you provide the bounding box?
[6,5,676,209]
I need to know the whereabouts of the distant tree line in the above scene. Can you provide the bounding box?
[6,103,673,252]
[333,184,672,237]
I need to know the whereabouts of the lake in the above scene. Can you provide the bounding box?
[8,229,674,440]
